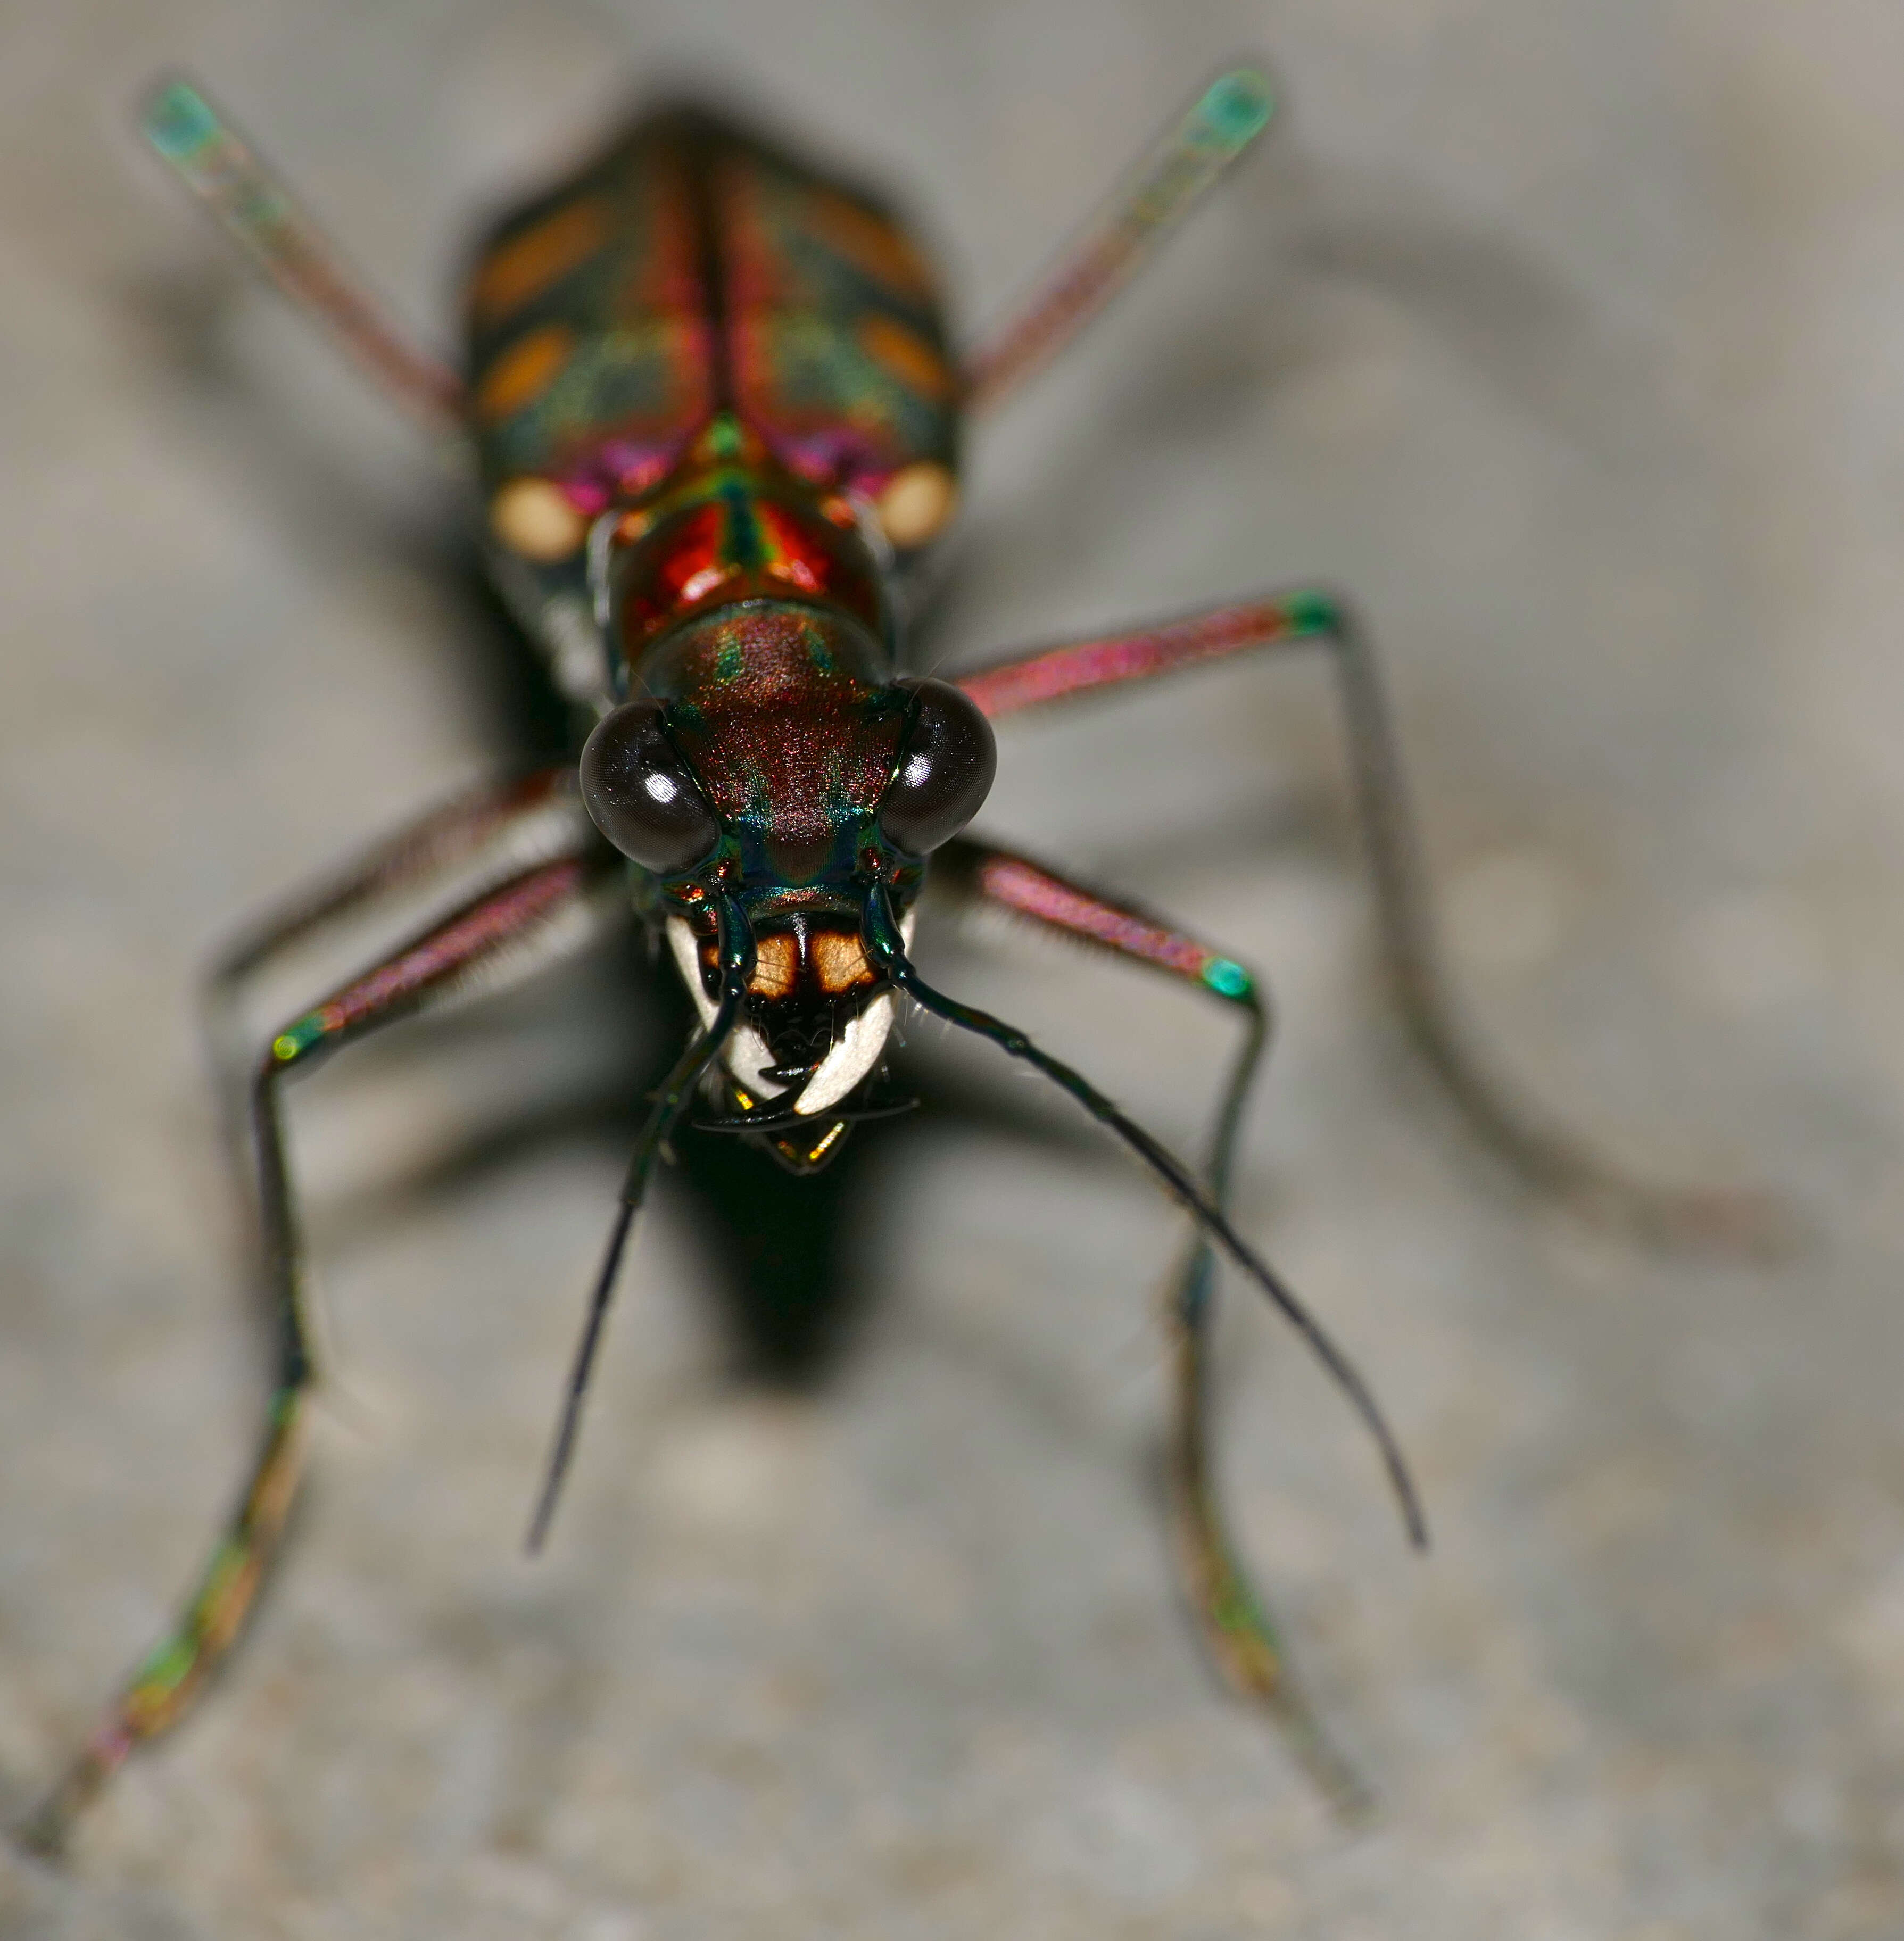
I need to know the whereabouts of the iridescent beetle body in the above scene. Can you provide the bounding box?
[468,107,958,585]
[469,110,971,1173]
[20,70,1775,1856]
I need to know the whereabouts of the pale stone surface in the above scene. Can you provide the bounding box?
[5,3,1904,1936]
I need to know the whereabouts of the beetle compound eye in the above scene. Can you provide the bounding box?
[579,700,721,874]
[878,678,997,855]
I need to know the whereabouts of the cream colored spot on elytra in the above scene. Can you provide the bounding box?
[490,479,586,562]
[875,461,958,549]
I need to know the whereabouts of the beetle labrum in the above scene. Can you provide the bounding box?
[21,66,1777,1852]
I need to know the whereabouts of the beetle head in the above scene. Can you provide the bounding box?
[580,601,994,1168]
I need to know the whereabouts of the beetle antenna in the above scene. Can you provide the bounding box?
[526,894,756,1552]
[862,883,1427,1552]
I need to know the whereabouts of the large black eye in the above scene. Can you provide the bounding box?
[878,678,996,855]
[580,699,721,874]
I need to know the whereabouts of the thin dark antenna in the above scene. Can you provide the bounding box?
[526,893,756,1552]
[862,883,1428,1551]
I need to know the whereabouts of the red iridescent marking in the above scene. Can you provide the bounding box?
[619,476,882,657]
[978,853,1214,982]
[717,157,790,457]
[716,151,941,499]
[755,499,835,595]
[957,599,1324,719]
[486,139,718,507]
[618,501,734,645]
[618,142,717,441]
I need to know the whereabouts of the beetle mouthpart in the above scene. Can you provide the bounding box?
[665,912,910,1117]
[790,992,896,1116]
[667,916,783,1096]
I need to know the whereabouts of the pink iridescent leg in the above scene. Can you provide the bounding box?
[958,590,1785,1254]
[961,68,1276,412]
[938,837,1364,1807]
[212,770,582,988]
[204,768,584,1079]
[199,769,589,1174]
[21,847,614,1855]
[139,76,464,428]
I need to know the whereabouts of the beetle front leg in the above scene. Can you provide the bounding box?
[20,850,616,1856]
[936,837,1365,1809]
[958,593,1786,1255]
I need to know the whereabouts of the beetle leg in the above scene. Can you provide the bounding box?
[961,67,1275,412]
[138,75,465,428]
[957,592,1786,1255]
[933,837,1365,1809]
[20,849,617,1856]
[203,768,586,1099]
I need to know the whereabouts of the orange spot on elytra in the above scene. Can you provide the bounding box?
[858,313,952,399]
[807,187,935,299]
[471,199,609,323]
[475,324,574,422]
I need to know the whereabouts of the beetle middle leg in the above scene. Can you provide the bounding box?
[21,837,619,1856]
[934,837,1364,1808]
[957,592,1784,1253]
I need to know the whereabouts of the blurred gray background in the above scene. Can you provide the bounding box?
[5,2,1904,1936]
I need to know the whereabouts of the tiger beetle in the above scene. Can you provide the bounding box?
[20,64,1778,1854]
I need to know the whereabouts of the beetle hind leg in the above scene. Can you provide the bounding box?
[1169,1243,1369,1814]
[939,837,1370,1809]
[18,1392,309,1855]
